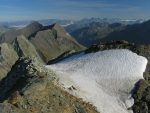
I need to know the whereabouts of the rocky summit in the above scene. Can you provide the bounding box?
[0,22,97,113]
[29,23,86,62]
[0,22,85,63]
[0,57,98,113]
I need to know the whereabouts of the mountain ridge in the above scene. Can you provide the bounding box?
[0,23,97,113]
[100,20,150,44]
[0,22,85,63]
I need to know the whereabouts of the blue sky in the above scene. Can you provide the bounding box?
[0,0,150,21]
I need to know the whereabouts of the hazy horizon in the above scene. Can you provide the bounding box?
[0,0,150,22]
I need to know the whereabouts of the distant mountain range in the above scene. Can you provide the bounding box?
[0,26,12,36]
[0,19,74,29]
[0,18,149,48]
[67,19,150,47]
[69,22,126,47]
[65,18,144,33]
[100,20,150,44]
[0,18,144,29]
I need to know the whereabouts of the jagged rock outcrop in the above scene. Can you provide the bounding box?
[13,35,44,63]
[0,43,18,81]
[0,22,86,63]
[0,57,98,113]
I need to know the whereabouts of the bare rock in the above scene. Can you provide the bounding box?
[0,43,18,81]
[13,35,44,63]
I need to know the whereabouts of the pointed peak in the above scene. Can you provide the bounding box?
[26,21,43,29]
[15,35,27,41]
[52,23,61,27]
[51,23,63,30]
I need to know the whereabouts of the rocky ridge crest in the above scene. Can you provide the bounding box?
[0,23,97,113]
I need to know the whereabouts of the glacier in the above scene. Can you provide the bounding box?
[46,49,148,113]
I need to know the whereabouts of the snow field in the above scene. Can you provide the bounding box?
[46,49,148,113]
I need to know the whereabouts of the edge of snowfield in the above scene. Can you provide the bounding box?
[46,49,148,113]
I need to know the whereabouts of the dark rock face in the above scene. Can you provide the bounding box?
[132,80,150,113]
[0,57,98,113]
[0,57,36,102]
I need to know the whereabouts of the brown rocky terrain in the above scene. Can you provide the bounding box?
[0,57,98,113]
[0,23,97,113]
[29,23,85,62]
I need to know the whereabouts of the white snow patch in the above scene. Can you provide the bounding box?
[11,25,27,29]
[62,21,74,27]
[46,49,148,113]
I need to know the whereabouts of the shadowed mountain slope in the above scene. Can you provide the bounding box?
[29,23,85,62]
[69,22,125,47]
[101,20,150,44]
